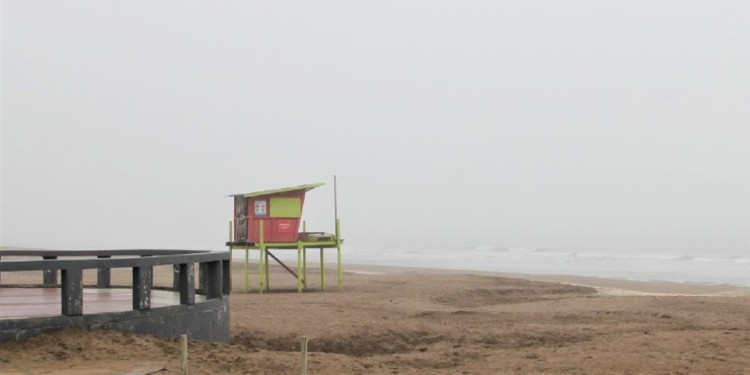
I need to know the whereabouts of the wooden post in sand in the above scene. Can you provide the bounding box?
[180,334,188,375]
[300,336,309,375]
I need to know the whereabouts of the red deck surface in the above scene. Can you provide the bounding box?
[0,288,197,320]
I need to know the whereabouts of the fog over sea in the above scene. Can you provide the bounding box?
[229,243,750,287]
[342,245,750,287]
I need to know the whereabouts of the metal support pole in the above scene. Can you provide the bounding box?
[303,247,307,288]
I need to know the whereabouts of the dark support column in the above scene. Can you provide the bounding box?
[205,261,223,300]
[132,266,153,310]
[96,255,111,288]
[43,256,58,286]
[199,262,208,293]
[178,263,195,305]
[61,267,83,316]
[222,260,231,295]
[172,264,180,290]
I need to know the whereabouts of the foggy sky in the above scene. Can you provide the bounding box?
[2,1,749,252]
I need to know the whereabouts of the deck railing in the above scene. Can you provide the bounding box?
[0,249,230,316]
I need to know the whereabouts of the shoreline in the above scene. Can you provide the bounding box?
[4,245,747,295]
[311,260,750,296]
[226,245,750,291]
[226,257,750,296]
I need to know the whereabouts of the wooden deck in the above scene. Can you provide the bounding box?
[0,288,200,320]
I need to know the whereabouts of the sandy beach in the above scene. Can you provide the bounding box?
[2,260,750,374]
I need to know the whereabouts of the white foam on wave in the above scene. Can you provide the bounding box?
[347,269,382,275]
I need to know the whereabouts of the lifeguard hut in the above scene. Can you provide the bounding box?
[226,182,343,293]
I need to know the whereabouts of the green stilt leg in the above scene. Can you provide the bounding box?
[265,248,270,291]
[297,242,303,293]
[259,221,266,292]
[320,248,325,290]
[258,247,264,293]
[229,246,233,291]
[228,221,233,281]
[303,247,307,288]
[337,244,342,291]
[244,246,249,292]
[336,219,343,291]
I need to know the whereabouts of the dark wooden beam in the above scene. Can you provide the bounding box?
[96,255,111,288]
[42,256,58,286]
[132,266,153,310]
[61,267,83,316]
[178,263,195,305]
[205,261,223,300]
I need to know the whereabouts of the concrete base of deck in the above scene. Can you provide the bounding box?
[0,288,229,343]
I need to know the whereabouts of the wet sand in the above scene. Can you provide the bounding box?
[2,260,750,374]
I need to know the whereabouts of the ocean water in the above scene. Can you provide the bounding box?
[341,245,750,287]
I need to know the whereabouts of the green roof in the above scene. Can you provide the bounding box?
[231,182,325,198]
